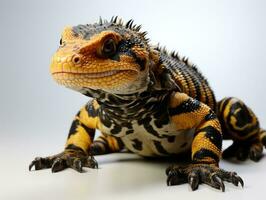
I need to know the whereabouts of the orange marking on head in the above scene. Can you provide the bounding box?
[51,28,143,91]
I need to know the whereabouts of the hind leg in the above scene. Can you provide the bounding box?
[217,97,264,162]
[89,133,124,155]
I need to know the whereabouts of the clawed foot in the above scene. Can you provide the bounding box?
[223,141,263,162]
[29,150,98,173]
[166,164,243,192]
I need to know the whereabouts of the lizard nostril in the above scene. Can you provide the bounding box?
[72,55,81,64]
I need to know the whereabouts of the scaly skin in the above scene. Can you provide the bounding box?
[29,17,266,191]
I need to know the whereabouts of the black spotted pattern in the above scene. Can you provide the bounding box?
[167,136,176,143]
[86,102,99,117]
[153,140,169,155]
[132,139,143,151]
[138,116,164,138]
[110,124,122,135]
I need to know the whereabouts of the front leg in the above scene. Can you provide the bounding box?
[166,92,243,191]
[29,100,99,172]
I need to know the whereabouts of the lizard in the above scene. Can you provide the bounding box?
[29,17,266,191]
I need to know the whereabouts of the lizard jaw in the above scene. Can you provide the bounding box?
[51,70,123,79]
[51,69,139,92]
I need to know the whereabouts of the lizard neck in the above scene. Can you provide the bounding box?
[78,49,178,120]
[80,72,172,121]
[99,89,170,121]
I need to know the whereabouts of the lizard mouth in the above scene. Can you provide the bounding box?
[51,68,138,90]
[52,70,125,79]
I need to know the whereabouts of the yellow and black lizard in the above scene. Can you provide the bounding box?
[29,17,266,191]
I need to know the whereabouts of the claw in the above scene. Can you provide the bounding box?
[167,173,173,186]
[86,155,98,169]
[229,172,244,188]
[30,151,98,173]
[166,168,187,186]
[166,166,174,176]
[232,174,244,188]
[29,157,45,171]
[188,173,199,191]
[249,150,258,162]
[94,160,99,169]
[166,164,244,191]
[73,159,83,172]
[211,174,225,192]
[238,176,244,188]
[29,160,35,171]
[249,148,262,162]
[166,170,176,186]
[51,158,66,173]
[230,172,238,186]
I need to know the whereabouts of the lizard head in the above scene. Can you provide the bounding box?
[50,17,157,95]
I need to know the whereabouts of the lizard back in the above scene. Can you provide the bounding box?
[156,48,216,110]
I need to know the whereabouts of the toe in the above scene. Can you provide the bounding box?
[188,172,199,191]
[249,144,263,162]
[166,171,175,186]
[211,174,225,192]
[29,157,47,171]
[85,155,98,169]
[166,165,173,176]
[29,161,36,171]
[249,150,261,162]
[231,172,244,187]
[165,164,244,191]
[73,159,83,172]
[222,141,264,162]
[29,159,38,171]
[166,168,188,186]
[51,158,67,173]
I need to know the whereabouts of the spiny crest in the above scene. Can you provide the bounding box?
[155,44,168,56]
[156,45,197,68]
[98,16,149,42]
[155,45,207,82]
[110,16,142,32]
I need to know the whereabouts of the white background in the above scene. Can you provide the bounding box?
[0,0,266,199]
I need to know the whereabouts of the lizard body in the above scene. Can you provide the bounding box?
[30,17,266,191]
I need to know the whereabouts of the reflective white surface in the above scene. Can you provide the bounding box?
[1,138,266,200]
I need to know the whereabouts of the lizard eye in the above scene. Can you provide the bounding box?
[101,38,116,57]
